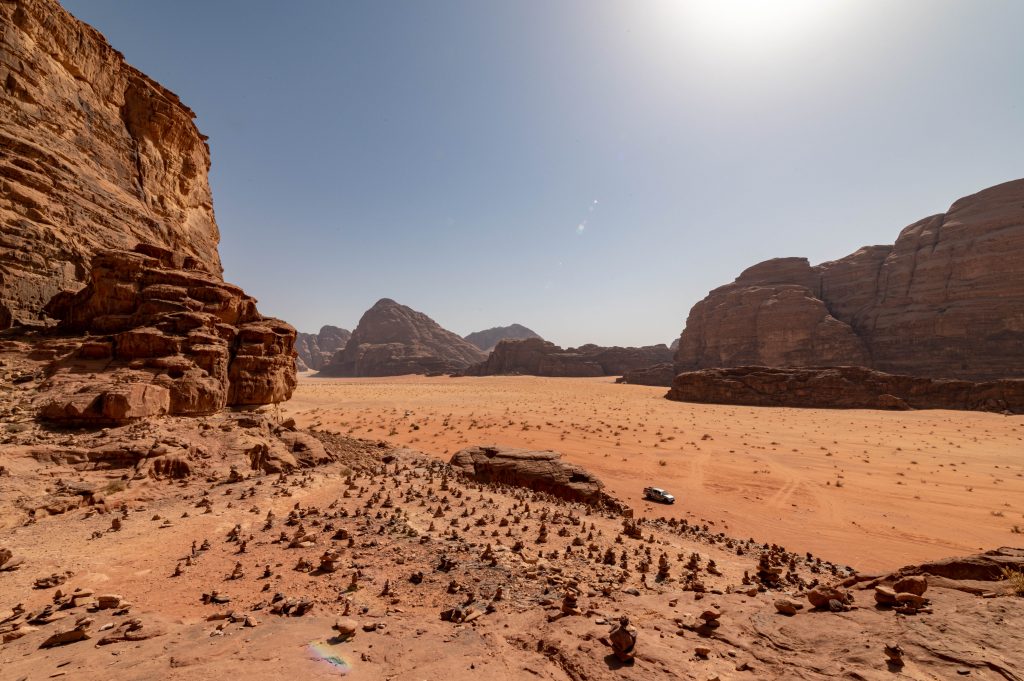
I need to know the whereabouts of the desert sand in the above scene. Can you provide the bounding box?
[284,374,1024,572]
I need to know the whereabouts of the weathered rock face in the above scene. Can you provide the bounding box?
[674,180,1024,380]
[319,299,486,377]
[617,362,680,387]
[37,244,295,424]
[0,0,222,329]
[463,323,542,353]
[666,366,1024,414]
[467,338,673,377]
[295,325,351,372]
[448,445,621,509]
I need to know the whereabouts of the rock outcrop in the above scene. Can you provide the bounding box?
[37,244,295,424]
[466,338,673,377]
[463,324,542,353]
[448,445,621,509]
[665,366,1024,414]
[674,180,1024,380]
[319,299,486,377]
[295,325,350,372]
[617,363,680,387]
[1,0,223,329]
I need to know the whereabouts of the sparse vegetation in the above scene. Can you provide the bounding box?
[1003,567,1024,596]
[102,480,127,495]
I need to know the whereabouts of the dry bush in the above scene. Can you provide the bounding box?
[1003,567,1024,597]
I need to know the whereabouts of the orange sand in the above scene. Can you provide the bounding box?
[283,375,1024,572]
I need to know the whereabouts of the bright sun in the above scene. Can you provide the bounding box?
[663,0,844,50]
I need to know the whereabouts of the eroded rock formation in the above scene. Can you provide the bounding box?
[319,298,486,377]
[37,244,295,424]
[463,324,542,353]
[1,0,223,328]
[674,180,1024,380]
[448,445,622,509]
[467,338,673,377]
[295,325,350,372]
[666,366,1024,414]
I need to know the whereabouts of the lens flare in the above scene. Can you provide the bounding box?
[308,640,353,674]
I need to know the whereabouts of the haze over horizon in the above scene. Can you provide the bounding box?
[63,0,1024,347]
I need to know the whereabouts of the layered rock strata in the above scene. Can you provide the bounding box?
[448,445,622,509]
[319,298,485,377]
[467,338,673,377]
[674,180,1024,380]
[37,244,295,424]
[666,366,1024,414]
[1,0,223,328]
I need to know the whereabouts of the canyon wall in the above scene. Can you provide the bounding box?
[1,0,222,328]
[675,180,1024,380]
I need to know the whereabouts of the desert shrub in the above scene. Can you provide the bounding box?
[1003,567,1024,597]
[102,480,127,495]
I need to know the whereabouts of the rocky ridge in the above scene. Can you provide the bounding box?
[34,243,295,423]
[666,366,1024,414]
[319,298,486,377]
[674,179,1024,381]
[467,338,673,377]
[295,325,350,372]
[449,445,622,510]
[1,0,223,328]
[463,324,542,353]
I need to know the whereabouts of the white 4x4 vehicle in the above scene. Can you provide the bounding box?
[643,487,675,504]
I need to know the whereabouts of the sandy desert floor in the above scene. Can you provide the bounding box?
[283,375,1024,572]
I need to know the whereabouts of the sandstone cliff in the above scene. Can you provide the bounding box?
[466,337,673,377]
[295,325,351,372]
[674,180,1024,380]
[0,0,222,328]
[39,244,295,423]
[319,298,486,377]
[666,366,1024,414]
[463,323,542,353]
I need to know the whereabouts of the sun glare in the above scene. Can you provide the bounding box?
[660,0,845,51]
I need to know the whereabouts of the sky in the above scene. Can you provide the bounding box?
[63,0,1024,347]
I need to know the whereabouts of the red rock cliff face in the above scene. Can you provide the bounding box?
[675,180,1024,380]
[0,0,222,328]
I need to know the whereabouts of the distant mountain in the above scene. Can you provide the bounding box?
[295,325,351,371]
[319,299,487,376]
[464,323,542,352]
[465,338,673,377]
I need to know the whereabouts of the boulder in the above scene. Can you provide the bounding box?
[39,384,170,426]
[807,586,850,609]
[0,548,25,571]
[449,445,620,509]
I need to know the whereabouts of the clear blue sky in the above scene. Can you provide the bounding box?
[63,0,1023,347]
